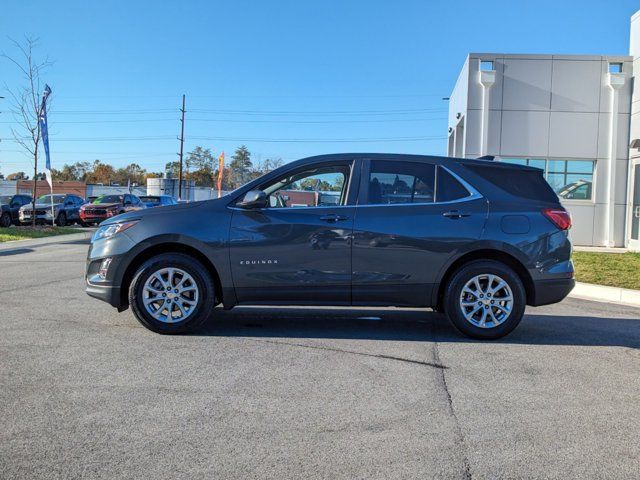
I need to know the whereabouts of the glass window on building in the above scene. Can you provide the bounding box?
[499,158,594,200]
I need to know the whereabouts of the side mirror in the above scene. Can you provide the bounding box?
[237,190,267,209]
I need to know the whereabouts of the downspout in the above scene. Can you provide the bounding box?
[479,68,496,156]
[604,73,625,247]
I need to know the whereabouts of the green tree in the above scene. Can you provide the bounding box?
[114,163,146,186]
[229,145,253,188]
[6,171,28,180]
[185,146,215,186]
[165,161,180,178]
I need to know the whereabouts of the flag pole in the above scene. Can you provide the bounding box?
[38,84,53,227]
[50,181,54,226]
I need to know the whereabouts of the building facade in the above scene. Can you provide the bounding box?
[448,11,640,249]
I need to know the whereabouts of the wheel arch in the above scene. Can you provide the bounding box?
[434,248,534,310]
[118,241,224,310]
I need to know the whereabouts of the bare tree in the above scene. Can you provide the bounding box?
[1,37,52,226]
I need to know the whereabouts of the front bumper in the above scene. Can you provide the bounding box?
[86,282,122,308]
[19,211,54,224]
[80,213,109,224]
[85,232,137,309]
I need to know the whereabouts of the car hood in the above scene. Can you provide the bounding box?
[100,199,208,225]
[26,202,63,209]
[84,202,120,209]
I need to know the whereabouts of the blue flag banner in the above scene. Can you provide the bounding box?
[39,84,52,188]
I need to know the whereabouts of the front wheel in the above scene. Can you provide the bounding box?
[128,253,216,334]
[56,211,67,227]
[0,212,11,228]
[443,260,526,340]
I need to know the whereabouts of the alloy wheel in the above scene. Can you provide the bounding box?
[459,274,514,328]
[142,267,199,323]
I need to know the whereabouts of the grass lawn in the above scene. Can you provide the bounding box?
[573,251,640,290]
[0,226,84,243]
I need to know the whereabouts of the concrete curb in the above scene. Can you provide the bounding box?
[569,281,640,308]
[0,230,93,250]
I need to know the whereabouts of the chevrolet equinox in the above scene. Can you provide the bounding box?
[85,154,574,339]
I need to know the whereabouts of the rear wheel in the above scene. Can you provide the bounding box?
[0,212,11,228]
[129,253,216,334]
[443,260,525,340]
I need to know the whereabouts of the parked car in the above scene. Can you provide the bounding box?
[85,154,574,340]
[139,195,178,208]
[19,194,85,226]
[0,194,33,227]
[557,180,592,200]
[79,194,146,226]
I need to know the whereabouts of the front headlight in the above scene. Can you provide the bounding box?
[92,221,138,242]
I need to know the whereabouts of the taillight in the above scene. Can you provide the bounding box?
[542,208,571,230]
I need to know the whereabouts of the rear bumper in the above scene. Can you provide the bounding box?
[530,278,575,306]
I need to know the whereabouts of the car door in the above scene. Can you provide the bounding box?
[62,196,74,219]
[229,159,359,305]
[9,196,23,223]
[70,196,82,220]
[351,159,488,307]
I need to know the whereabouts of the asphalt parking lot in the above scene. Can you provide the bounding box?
[1,237,639,479]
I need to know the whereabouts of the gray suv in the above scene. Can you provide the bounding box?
[85,154,574,339]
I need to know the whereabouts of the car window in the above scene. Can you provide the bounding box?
[367,160,435,205]
[261,164,350,208]
[436,167,471,202]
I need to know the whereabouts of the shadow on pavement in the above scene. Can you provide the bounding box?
[0,248,34,257]
[190,306,640,349]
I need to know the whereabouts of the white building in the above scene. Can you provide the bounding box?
[448,11,640,250]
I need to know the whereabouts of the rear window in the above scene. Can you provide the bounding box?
[368,160,435,204]
[464,164,558,202]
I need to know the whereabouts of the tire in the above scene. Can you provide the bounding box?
[443,260,526,340]
[56,211,67,227]
[0,212,11,228]
[128,253,216,334]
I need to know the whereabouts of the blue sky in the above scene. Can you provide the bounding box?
[1,0,639,175]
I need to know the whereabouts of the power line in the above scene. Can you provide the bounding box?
[3,135,446,143]
[0,116,447,125]
[41,107,447,116]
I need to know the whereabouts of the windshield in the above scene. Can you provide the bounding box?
[0,195,12,205]
[93,195,123,204]
[140,196,159,203]
[36,194,66,204]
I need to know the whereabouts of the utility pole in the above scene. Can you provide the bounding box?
[177,94,186,200]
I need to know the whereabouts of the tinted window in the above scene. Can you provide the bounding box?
[94,195,123,204]
[436,167,470,202]
[368,160,435,205]
[465,164,558,202]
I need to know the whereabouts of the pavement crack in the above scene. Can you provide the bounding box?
[431,316,473,480]
[252,338,448,369]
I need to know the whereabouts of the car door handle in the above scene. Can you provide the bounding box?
[320,214,348,223]
[443,210,471,219]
